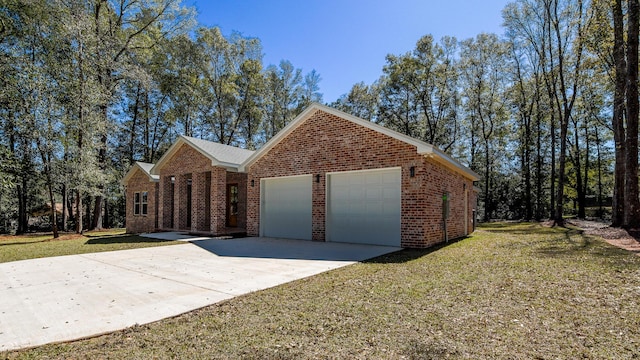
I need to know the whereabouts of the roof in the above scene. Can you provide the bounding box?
[151,135,255,174]
[121,161,160,185]
[239,103,480,181]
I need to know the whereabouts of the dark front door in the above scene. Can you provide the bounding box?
[226,184,238,227]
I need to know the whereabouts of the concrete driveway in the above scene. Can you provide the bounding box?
[0,236,399,352]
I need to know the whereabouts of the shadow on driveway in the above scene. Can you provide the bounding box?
[85,235,174,245]
[189,237,402,262]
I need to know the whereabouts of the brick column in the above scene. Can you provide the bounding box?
[246,175,259,236]
[175,174,186,230]
[191,172,201,232]
[312,174,325,241]
[210,167,227,234]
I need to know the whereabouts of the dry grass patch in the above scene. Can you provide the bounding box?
[3,222,640,359]
[0,229,179,263]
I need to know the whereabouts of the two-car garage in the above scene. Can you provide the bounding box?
[259,168,401,247]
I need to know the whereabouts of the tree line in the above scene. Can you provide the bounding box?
[0,0,638,235]
[333,0,639,227]
[0,0,321,235]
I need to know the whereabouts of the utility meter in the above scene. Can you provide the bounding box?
[442,192,450,219]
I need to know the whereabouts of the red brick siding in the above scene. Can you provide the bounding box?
[415,157,473,247]
[155,144,247,235]
[246,110,474,248]
[125,169,157,233]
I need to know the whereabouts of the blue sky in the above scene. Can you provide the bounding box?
[190,0,511,103]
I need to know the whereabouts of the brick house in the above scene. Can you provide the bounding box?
[139,136,253,235]
[121,162,159,233]
[123,104,479,248]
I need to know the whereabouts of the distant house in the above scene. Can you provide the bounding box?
[122,103,479,248]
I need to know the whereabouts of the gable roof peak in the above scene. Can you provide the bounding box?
[150,136,255,174]
[121,161,160,185]
[239,103,479,181]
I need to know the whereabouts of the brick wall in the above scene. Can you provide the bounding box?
[246,110,474,248]
[155,144,247,234]
[125,169,157,233]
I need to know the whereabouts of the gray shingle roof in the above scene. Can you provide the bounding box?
[136,162,159,180]
[181,136,254,166]
[121,161,159,185]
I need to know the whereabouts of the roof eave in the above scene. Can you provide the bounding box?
[238,103,479,181]
[421,147,480,181]
[121,163,159,186]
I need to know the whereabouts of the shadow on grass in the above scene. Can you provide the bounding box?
[476,221,640,266]
[481,222,561,235]
[0,239,50,246]
[364,236,469,264]
[85,235,175,245]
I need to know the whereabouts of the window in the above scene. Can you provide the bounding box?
[141,191,148,215]
[133,192,148,216]
[134,192,141,215]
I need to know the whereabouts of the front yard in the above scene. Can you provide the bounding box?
[0,229,179,263]
[3,222,640,359]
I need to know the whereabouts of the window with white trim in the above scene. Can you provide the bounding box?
[141,191,148,215]
[134,192,141,215]
[133,192,149,216]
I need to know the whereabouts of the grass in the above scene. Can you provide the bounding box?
[0,229,179,263]
[3,222,640,359]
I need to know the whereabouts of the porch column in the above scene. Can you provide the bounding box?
[210,167,227,234]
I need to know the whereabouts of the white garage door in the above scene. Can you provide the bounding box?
[327,168,401,246]
[261,175,312,240]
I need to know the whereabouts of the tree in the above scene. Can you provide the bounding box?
[624,0,640,228]
[262,60,304,138]
[460,33,510,221]
[195,27,263,146]
[331,82,380,122]
[378,35,460,151]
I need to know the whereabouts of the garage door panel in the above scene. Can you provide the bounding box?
[327,168,401,247]
[261,176,312,240]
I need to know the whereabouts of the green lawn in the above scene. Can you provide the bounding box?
[0,229,179,263]
[3,223,640,359]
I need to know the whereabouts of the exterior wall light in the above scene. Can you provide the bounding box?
[316,174,321,183]
[251,179,255,187]
[410,166,415,178]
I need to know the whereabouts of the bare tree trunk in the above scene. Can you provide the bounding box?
[37,138,59,238]
[92,130,107,230]
[76,189,83,234]
[16,182,25,234]
[549,104,556,220]
[62,183,68,232]
[573,119,584,219]
[581,121,589,219]
[46,179,59,238]
[625,0,640,228]
[554,112,569,226]
[85,196,91,231]
[612,0,627,227]
[92,194,103,230]
[595,126,604,218]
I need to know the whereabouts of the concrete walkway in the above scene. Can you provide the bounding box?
[0,236,399,352]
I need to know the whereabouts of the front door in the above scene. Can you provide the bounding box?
[226,184,238,227]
